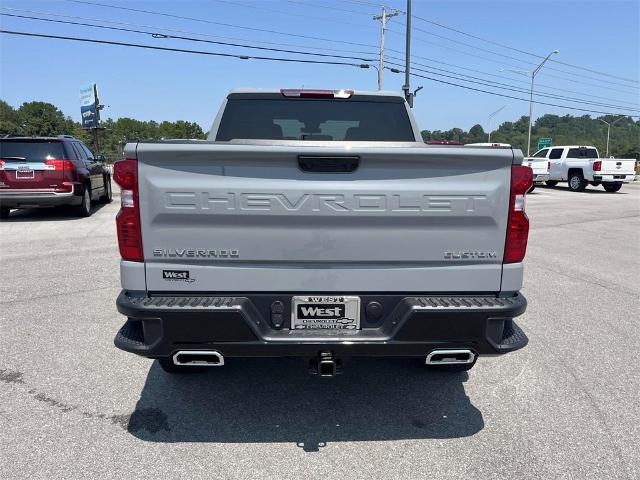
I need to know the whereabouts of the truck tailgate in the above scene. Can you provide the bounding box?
[525,158,548,176]
[599,158,636,175]
[135,142,514,292]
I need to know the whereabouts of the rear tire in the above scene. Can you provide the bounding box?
[99,175,113,203]
[527,184,536,193]
[568,171,587,192]
[75,187,92,217]
[157,357,207,374]
[0,207,10,220]
[603,182,622,192]
[545,180,558,187]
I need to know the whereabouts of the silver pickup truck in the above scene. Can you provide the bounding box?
[113,89,532,376]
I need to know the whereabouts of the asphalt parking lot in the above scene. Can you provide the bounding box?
[1,182,639,480]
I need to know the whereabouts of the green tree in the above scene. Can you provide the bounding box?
[468,124,485,143]
[421,114,639,159]
[17,101,76,136]
[0,100,21,135]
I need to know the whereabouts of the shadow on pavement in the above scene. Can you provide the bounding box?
[126,357,484,451]
[1,203,109,222]
[540,185,628,194]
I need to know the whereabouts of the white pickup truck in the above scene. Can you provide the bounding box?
[530,145,636,192]
[473,144,549,192]
[112,88,532,377]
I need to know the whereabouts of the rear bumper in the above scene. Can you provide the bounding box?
[0,186,81,208]
[592,174,635,183]
[533,173,549,183]
[114,291,528,359]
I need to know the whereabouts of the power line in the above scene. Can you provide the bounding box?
[9,9,637,111]
[236,0,639,87]
[0,29,372,69]
[213,0,376,29]
[0,13,377,62]
[407,24,640,89]
[385,67,639,117]
[65,0,377,48]
[341,0,383,9]
[383,52,640,106]
[4,10,638,112]
[0,5,378,56]
[385,60,639,112]
[384,43,639,96]
[65,0,639,93]
[3,27,636,118]
[336,3,639,86]
[409,13,640,85]
[286,0,373,16]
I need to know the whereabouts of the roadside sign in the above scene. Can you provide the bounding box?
[537,137,552,149]
[80,83,100,129]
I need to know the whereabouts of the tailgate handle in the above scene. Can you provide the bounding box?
[298,155,360,173]
[616,162,622,166]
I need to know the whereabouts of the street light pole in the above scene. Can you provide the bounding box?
[487,105,506,143]
[526,50,559,156]
[599,117,624,157]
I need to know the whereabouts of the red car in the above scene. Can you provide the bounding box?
[0,135,112,219]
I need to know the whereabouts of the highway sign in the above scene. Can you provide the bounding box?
[537,137,552,149]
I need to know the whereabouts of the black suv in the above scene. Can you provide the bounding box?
[0,135,112,219]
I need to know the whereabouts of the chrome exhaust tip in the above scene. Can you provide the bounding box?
[172,350,225,367]
[425,349,475,365]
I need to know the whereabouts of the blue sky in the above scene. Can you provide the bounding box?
[1,0,638,134]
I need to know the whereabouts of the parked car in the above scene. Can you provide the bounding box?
[0,135,112,219]
[113,88,532,376]
[531,145,636,192]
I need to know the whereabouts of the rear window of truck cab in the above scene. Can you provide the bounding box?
[215,95,415,142]
[0,140,65,162]
[566,148,598,159]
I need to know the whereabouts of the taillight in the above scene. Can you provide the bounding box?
[547,161,550,172]
[44,159,76,181]
[113,158,143,262]
[504,165,533,264]
[593,161,602,171]
[280,89,354,99]
[44,159,76,183]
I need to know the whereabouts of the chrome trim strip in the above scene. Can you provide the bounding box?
[0,186,75,197]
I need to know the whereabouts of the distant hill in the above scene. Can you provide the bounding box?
[421,114,640,159]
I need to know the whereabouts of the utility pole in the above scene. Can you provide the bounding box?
[599,117,623,157]
[487,105,506,143]
[402,0,412,106]
[373,6,399,90]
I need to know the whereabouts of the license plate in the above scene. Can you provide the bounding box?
[291,296,360,330]
[16,170,34,179]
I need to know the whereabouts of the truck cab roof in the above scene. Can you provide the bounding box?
[226,88,406,99]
